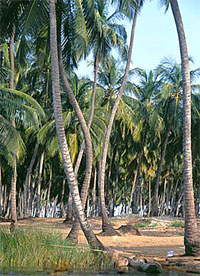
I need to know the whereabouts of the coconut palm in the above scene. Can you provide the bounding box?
[166,0,200,255]
[98,0,145,234]
[49,0,103,250]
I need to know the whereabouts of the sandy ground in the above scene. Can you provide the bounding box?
[0,216,193,258]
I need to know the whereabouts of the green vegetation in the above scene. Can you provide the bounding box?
[133,219,152,228]
[0,229,112,271]
[169,221,185,228]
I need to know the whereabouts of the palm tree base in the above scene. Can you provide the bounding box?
[184,237,200,256]
[99,223,121,236]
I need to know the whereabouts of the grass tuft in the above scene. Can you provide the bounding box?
[0,229,112,271]
[169,221,185,228]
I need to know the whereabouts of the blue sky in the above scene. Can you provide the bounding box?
[76,0,200,78]
[131,0,200,70]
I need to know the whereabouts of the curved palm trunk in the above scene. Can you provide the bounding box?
[49,0,103,250]
[170,0,200,256]
[23,142,39,217]
[73,56,99,175]
[151,131,169,216]
[67,57,99,241]
[99,9,138,234]
[9,29,18,228]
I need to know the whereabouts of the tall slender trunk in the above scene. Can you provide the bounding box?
[9,28,18,227]
[92,167,97,217]
[170,0,200,256]
[128,157,140,213]
[59,47,93,204]
[152,131,169,216]
[64,192,73,222]
[148,177,152,217]
[60,178,66,217]
[99,9,138,234]
[23,142,39,217]
[65,56,99,241]
[35,152,44,217]
[73,56,99,175]
[159,177,167,216]
[45,166,52,217]
[49,0,103,250]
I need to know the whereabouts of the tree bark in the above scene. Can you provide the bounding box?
[99,8,138,234]
[60,178,66,218]
[35,152,44,217]
[9,28,18,228]
[62,49,99,243]
[23,142,39,217]
[170,0,200,256]
[45,166,52,217]
[92,167,97,217]
[49,0,103,250]
[128,158,140,213]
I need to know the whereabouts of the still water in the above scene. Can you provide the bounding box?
[0,268,196,276]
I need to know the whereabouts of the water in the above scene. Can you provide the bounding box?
[0,268,196,276]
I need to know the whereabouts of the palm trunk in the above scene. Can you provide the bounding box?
[152,131,169,216]
[92,167,97,217]
[99,8,138,234]
[128,157,140,213]
[45,166,52,217]
[148,177,152,217]
[60,178,66,218]
[35,152,44,217]
[64,192,73,222]
[23,142,39,217]
[49,0,103,250]
[170,0,200,256]
[73,56,99,175]
[63,54,99,242]
[9,28,18,228]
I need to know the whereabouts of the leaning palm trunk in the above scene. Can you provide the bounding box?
[9,29,18,228]
[65,57,99,218]
[49,0,103,250]
[67,57,99,242]
[99,9,138,234]
[170,0,200,256]
[23,142,39,217]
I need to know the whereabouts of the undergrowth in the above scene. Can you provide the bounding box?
[0,229,111,271]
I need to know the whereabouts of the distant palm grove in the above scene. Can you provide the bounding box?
[0,0,200,255]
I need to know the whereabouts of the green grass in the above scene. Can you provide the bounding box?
[0,229,112,271]
[169,221,185,228]
[133,218,152,228]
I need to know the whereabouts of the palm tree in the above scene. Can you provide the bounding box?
[49,0,103,250]
[168,0,200,255]
[8,28,18,228]
[98,0,144,234]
